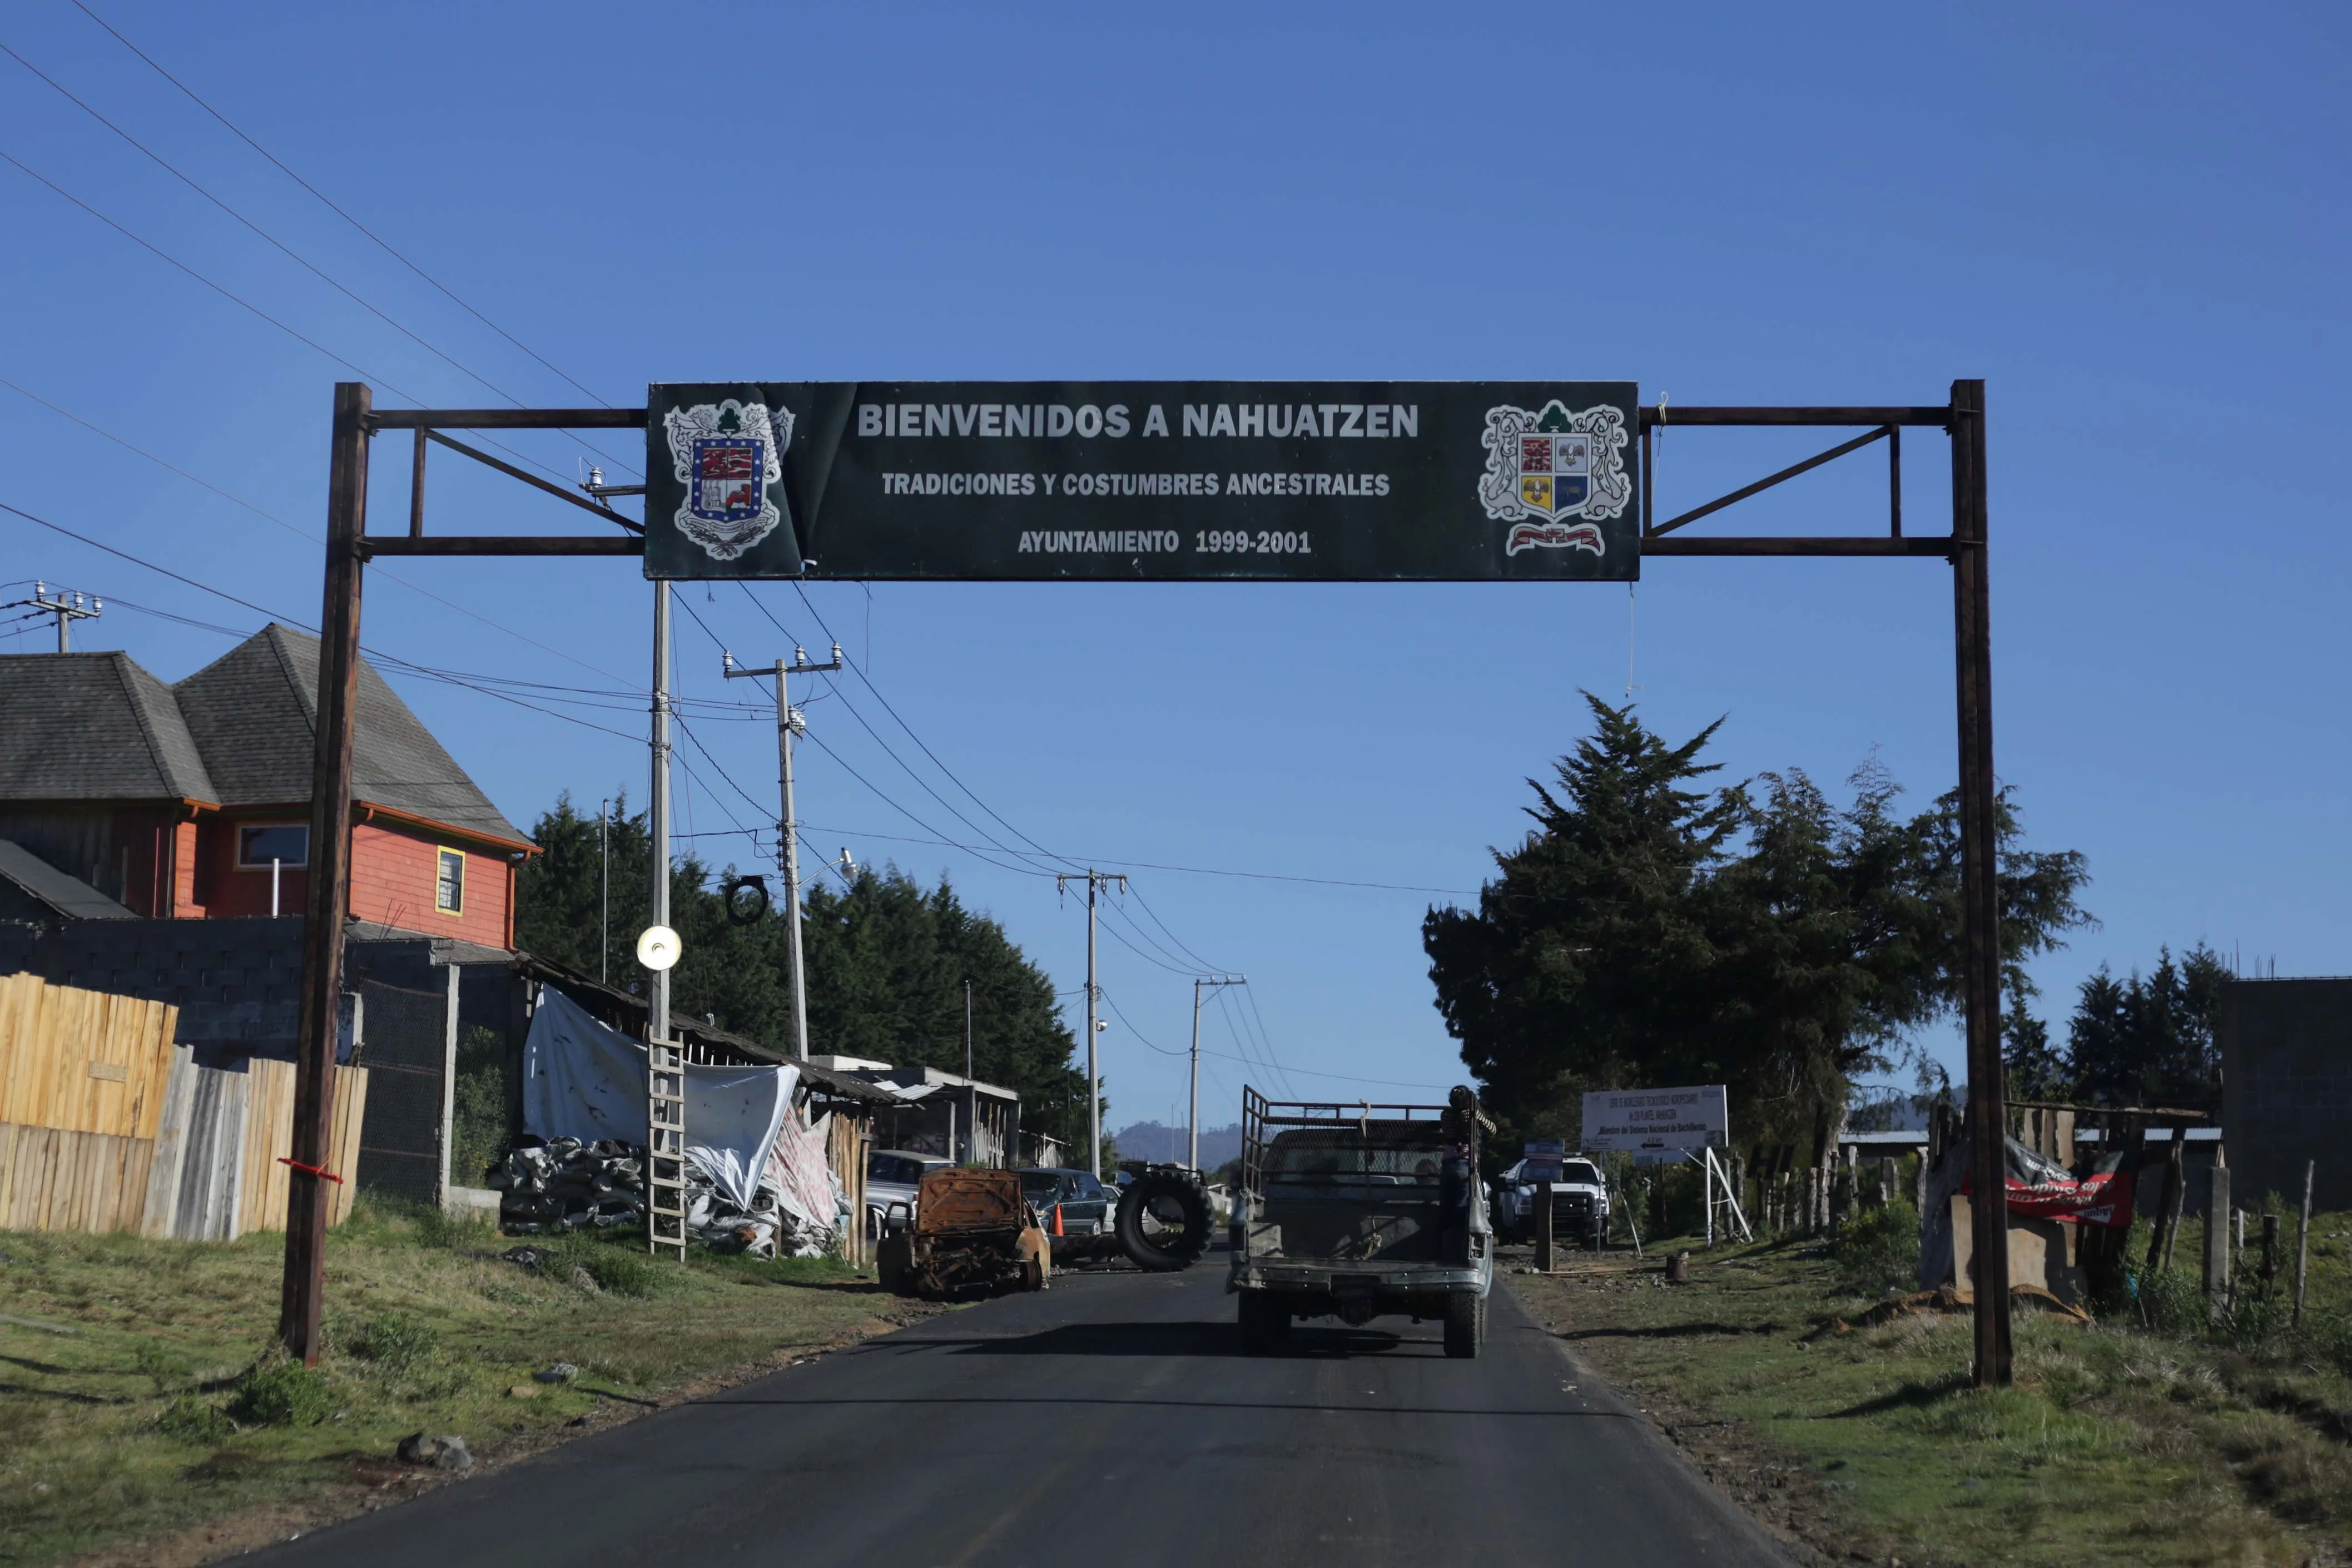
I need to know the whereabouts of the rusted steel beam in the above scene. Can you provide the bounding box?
[280,381,368,1365]
[369,408,643,429]
[1642,535,1952,557]
[420,429,643,532]
[1640,405,1950,428]
[360,535,645,557]
[1649,425,1892,538]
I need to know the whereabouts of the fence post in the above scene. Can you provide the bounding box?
[1534,1179,1554,1273]
[2294,1160,2315,1327]
[2204,1163,2232,1318]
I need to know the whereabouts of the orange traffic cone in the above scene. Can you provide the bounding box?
[1053,1203,1065,1236]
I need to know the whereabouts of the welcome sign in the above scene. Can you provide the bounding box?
[643,380,1641,582]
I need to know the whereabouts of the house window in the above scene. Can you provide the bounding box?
[236,823,309,869]
[435,847,465,914]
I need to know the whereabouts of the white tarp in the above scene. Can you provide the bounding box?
[522,986,797,1210]
[764,1107,841,1234]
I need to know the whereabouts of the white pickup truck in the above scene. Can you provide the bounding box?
[1494,1153,1611,1249]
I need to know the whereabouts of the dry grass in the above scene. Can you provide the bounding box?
[1507,1214,2352,1567]
[0,1203,927,1567]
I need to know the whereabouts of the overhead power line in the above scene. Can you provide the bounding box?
[67,0,629,424]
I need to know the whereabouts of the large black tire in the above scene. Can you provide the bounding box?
[1443,1290,1486,1359]
[1238,1290,1289,1352]
[1116,1167,1212,1272]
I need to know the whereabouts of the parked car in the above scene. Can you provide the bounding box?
[867,1148,954,1238]
[1493,1153,1611,1248]
[1019,1167,1116,1254]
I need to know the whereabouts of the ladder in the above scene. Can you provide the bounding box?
[646,1037,688,1258]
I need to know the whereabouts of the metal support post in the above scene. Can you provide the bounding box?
[1949,378,2012,1387]
[279,381,369,1362]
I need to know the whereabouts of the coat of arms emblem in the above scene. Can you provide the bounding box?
[663,399,792,561]
[1478,400,1631,557]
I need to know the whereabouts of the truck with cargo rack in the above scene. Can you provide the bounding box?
[1227,1085,1495,1358]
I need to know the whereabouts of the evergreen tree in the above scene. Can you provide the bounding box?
[514,796,1089,1145]
[1423,697,2093,1152]
[2065,943,2227,1110]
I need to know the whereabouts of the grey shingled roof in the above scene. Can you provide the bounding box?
[175,625,528,846]
[0,628,525,847]
[0,651,217,802]
[0,837,137,919]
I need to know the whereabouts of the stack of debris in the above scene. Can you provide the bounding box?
[489,1137,646,1233]
[686,1159,835,1259]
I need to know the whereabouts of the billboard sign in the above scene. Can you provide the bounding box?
[643,381,1640,582]
[1581,1085,1729,1157]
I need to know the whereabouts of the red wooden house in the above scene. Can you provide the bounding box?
[0,624,532,941]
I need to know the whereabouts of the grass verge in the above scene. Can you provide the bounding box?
[1507,1214,2352,1567]
[0,1202,936,1568]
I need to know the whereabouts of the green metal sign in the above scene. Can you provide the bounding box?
[643,381,1639,582]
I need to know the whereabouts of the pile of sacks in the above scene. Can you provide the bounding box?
[489,1136,645,1233]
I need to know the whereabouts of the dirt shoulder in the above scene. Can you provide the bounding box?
[1506,1238,2352,1568]
[0,1210,947,1568]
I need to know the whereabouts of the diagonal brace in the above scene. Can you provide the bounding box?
[421,428,644,534]
[1649,424,1890,538]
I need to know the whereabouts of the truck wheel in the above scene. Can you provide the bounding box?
[1443,1291,1483,1359]
[1117,1168,1212,1272]
[1238,1291,1289,1352]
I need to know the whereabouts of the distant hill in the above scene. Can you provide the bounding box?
[1112,1120,1242,1171]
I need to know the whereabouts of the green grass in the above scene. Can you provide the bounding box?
[0,1200,912,1567]
[1508,1210,2352,1566]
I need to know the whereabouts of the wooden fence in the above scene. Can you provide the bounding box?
[0,974,366,1238]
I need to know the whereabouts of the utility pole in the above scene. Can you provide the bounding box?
[725,640,842,1060]
[4,581,102,651]
[649,586,673,1036]
[1190,975,1245,1171]
[1058,870,1125,1177]
[964,976,975,1079]
[598,797,611,985]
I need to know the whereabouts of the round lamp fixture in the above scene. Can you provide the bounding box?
[635,924,682,972]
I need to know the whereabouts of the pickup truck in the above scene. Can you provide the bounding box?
[1227,1086,1495,1358]
[1494,1153,1611,1249]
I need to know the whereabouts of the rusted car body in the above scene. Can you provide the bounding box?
[877,1167,1051,1301]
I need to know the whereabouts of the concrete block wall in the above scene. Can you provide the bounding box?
[2220,977,2352,1212]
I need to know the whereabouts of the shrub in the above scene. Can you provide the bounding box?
[350,1313,440,1382]
[2135,1262,2209,1336]
[1834,1198,1919,1295]
[227,1359,334,1427]
[156,1393,235,1443]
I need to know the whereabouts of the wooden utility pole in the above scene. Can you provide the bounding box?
[279,382,369,1364]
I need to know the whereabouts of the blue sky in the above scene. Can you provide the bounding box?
[3,3,2345,1128]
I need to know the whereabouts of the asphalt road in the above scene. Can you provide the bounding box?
[252,1254,1791,1567]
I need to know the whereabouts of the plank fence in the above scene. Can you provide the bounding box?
[0,974,366,1239]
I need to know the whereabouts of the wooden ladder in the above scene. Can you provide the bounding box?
[646,1039,688,1258]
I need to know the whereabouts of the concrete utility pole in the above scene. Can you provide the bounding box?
[5,582,102,651]
[725,641,842,1060]
[964,976,975,1079]
[649,584,673,1036]
[598,798,611,985]
[1058,870,1125,1176]
[1190,975,1245,1171]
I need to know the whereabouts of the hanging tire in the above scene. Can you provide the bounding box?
[1443,1290,1484,1359]
[1115,1167,1212,1272]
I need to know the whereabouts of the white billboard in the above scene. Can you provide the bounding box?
[1581,1085,1729,1157]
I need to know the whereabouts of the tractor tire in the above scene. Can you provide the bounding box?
[1443,1290,1486,1359]
[1115,1167,1212,1272]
